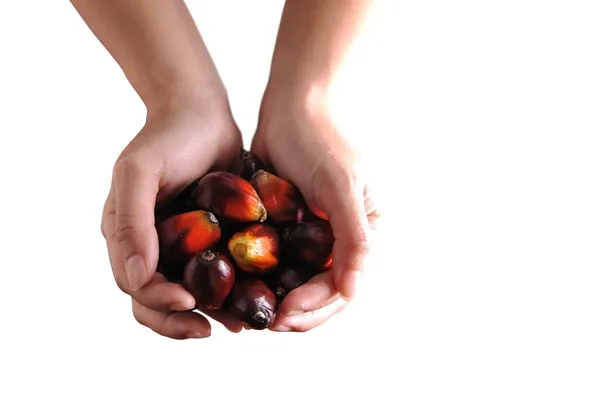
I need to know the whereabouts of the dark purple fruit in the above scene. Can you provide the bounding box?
[282,220,334,273]
[156,210,221,282]
[182,250,235,310]
[269,265,313,300]
[154,178,201,223]
[227,279,277,330]
[228,149,266,180]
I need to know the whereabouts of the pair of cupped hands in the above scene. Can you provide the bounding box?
[101,89,380,339]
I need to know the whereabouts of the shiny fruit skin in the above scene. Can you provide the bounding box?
[269,265,313,300]
[250,170,307,223]
[154,178,201,223]
[282,220,334,273]
[227,278,277,330]
[228,224,280,273]
[194,171,267,223]
[182,251,235,310]
[228,149,266,181]
[156,210,221,281]
[157,210,221,257]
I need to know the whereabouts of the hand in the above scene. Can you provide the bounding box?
[251,98,380,332]
[101,95,245,339]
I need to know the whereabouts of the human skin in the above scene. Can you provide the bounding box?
[71,0,244,338]
[71,0,379,338]
[252,0,379,332]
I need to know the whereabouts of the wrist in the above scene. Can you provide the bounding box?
[143,81,229,121]
[259,80,331,127]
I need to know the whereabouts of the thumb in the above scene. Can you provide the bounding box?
[113,154,161,292]
[314,163,371,301]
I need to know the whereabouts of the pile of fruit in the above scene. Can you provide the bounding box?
[154,150,333,330]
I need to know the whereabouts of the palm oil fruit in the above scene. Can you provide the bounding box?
[194,171,267,223]
[269,265,313,301]
[227,278,277,330]
[157,210,221,260]
[250,170,307,223]
[282,220,334,273]
[183,250,235,310]
[228,149,266,181]
[228,223,280,273]
[154,178,201,223]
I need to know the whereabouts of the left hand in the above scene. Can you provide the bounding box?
[251,97,381,332]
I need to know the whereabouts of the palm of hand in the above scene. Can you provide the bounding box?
[102,107,246,339]
[251,110,379,332]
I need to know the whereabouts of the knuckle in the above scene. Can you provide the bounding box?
[291,312,317,333]
[348,231,371,257]
[114,276,129,295]
[293,323,313,333]
[100,220,109,239]
[101,196,116,239]
[112,153,144,180]
[132,304,147,327]
[328,165,359,193]
[338,168,359,192]
[114,216,139,245]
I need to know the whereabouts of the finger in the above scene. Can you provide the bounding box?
[314,161,372,301]
[202,310,244,333]
[277,271,340,317]
[367,211,381,231]
[132,299,211,339]
[113,154,161,292]
[133,273,196,312]
[104,193,196,311]
[269,272,341,332]
[271,298,348,332]
[364,184,381,230]
[102,188,131,294]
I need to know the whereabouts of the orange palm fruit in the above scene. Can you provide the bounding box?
[157,210,221,260]
[194,171,267,223]
[228,223,280,273]
[250,170,307,223]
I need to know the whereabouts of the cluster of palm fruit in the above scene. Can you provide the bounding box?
[154,149,334,330]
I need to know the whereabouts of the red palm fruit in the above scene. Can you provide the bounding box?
[282,220,334,273]
[194,171,267,223]
[250,170,307,223]
[182,250,235,310]
[228,149,266,181]
[228,223,280,273]
[157,210,221,261]
[226,278,277,330]
[268,264,313,301]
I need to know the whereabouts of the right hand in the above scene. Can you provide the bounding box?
[101,94,245,339]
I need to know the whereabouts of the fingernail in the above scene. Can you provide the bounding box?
[341,270,362,301]
[170,299,195,312]
[281,310,302,317]
[186,330,210,339]
[271,324,291,332]
[125,254,147,292]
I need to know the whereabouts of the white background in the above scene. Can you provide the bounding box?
[1,1,599,397]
